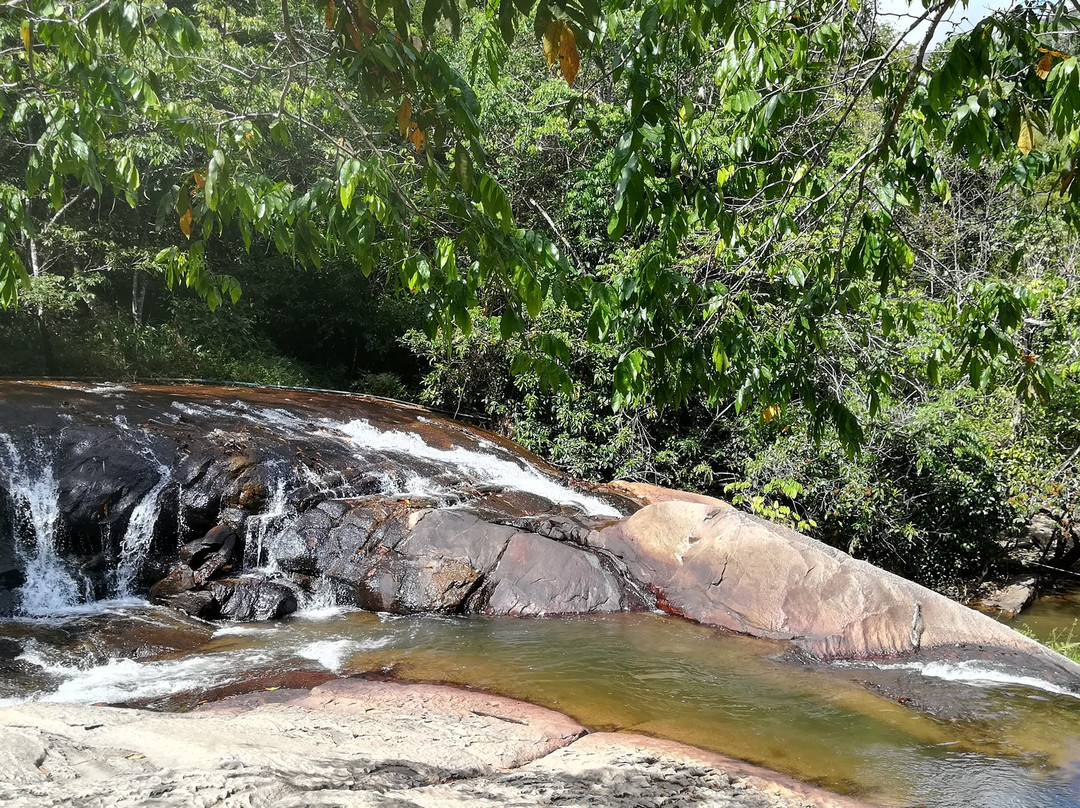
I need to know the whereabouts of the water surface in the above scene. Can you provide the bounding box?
[4,605,1080,807]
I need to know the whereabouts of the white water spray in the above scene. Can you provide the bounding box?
[0,435,86,614]
[245,474,289,570]
[333,418,619,516]
[113,446,172,596]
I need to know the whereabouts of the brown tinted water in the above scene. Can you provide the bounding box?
[4,606,1080,807]
[1013,587,1080,646]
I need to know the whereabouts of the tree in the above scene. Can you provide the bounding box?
[2,0,1079,446]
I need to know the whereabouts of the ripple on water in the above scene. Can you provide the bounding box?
[3,608,1080,808]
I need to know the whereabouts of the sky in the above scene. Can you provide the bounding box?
[876,0,1010,44]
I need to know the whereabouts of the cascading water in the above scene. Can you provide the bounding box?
[112,451,172,597]
[0,435,88,615]
[245,474,289,570]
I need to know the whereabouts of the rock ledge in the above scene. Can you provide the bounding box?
[0,678,867,808]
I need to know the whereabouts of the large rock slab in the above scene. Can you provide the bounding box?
[0,679,867,808]
[0,381,624,613]
[271,502,639,617]
[594,501,1080,685]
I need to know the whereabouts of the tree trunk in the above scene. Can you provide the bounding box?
[132,270,148,326]
[28,238,58,376]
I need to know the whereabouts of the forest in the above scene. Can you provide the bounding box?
[2,0,1079,596]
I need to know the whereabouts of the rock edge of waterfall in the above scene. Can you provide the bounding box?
[0,677,870,808]
[2,381,1079,687]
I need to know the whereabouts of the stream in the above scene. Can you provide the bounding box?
[2,600,1080,807]
[1,382,1080,807]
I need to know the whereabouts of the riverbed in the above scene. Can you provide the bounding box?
[3,601,1079,808]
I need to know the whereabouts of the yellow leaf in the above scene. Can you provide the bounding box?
[408,124,426,153]
[325,0,336,29]
[1037,50,1054,79]
[762,404,781,423]
[559,24,579,86]
[1017,121,1036,156]
[397,97,412,138]
[542,20,564,67]
[179,208,192,238]
[193,170,205,189]
[20,19,31,53]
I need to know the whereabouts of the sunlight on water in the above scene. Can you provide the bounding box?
[5,609,1078,808]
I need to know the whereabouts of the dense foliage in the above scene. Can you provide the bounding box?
[2,0,1080,590]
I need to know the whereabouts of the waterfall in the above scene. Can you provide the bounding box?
[112,452,172,597]
[0,435,87,615]
[245,474,289,570]
[108,414,176,597]
[334,418,620,516]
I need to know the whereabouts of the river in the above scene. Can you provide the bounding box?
[2,599,1080,807]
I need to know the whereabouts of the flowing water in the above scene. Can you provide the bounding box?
[2,604,1080,807]
[2,383,1080,807]
[0,436,88,614]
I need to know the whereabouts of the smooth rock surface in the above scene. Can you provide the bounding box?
[595,501,1080,684]
[0,679,866,808]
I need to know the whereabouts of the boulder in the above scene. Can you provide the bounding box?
[594,501,1080,684]
[179,525,241,569]
[148,563,195,601]
[477,532,627,616]
[210,576,297,621]
[159,589,217,619]
[601,480,730,510]
[976,575,1038,616]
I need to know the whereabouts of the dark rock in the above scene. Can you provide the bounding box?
[476,533,625,616]
[211,576,297,621]
[333,509,516,613]
[179,525,241,569]
[161,590,218,619]
[192,551,235,585]
[149,565,195,602]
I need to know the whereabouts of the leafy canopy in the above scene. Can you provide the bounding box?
[3,0,1080,447]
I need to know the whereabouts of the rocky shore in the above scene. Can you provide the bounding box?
[0,678,868,808]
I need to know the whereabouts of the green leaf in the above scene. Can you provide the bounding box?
[339,158,362,209]
[205,149,227,212]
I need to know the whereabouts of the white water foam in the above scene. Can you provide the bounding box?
[295,636,392,672]
[212,625,279,637]
[114,450,172,596]
[0,435,87,614]
[333,419,618,516]
[170,400,617,515]
[860,659,1080,700]
[246,474,289,569]
[15,646,276,704]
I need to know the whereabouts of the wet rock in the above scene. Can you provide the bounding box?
[179,525,241,569]
[159,589,217,619]
[149,564,196,601]
[594,501,1080,685]
[192,552,231,584]
[211,576,298,621]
